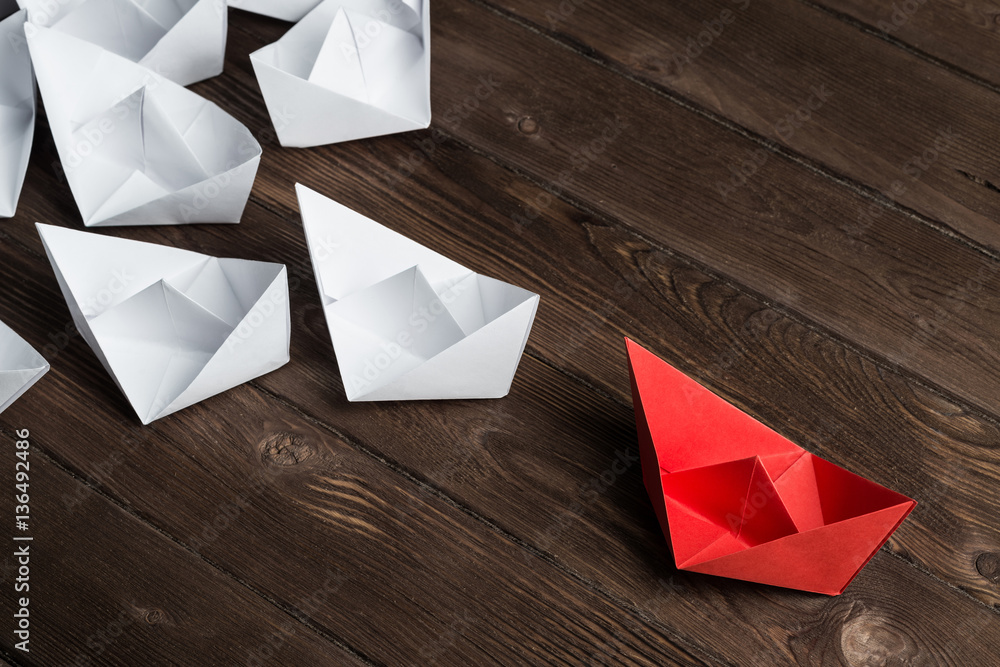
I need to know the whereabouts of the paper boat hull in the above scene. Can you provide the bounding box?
[625,338,916,595]
[0,319,49,415]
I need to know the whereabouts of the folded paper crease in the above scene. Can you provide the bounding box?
[27,26,259,226]
[297,184,538,401]
[250,0,430,147]
[0,319,49,414]
[38,224,290,424]
[19,0,226,85]
[0,10,35,218]
[625,338,915,595]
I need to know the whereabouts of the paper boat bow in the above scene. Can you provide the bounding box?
[625,339,915,595]
[27,26,260,227]
[38,224,290,424]
[0,319,48,414]
[297,184,539,401]
[251,0,430,147]
[20,0,226,86]
[0,10,34,218]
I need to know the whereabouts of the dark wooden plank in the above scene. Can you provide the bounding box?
[479,0,1000,254]
[812,0,1000,87]
[103,3,1000,624]
[218,5,1000,611]
[0,242,707,665]
[401,0,1000,420]
[1,9,992,661]
[239,136,1000,610]
[1,4,997,665]
[215,7,1000,428]
[6,209,1000,665]
[0,427,363,667]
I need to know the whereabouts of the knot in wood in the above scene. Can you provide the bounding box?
[259,433,313,467]
[839,613,919,666]
[517,116,539,135]
[144,609,165,625]
[975,552,1000,583]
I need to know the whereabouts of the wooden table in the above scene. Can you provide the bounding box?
[2,1,999,664]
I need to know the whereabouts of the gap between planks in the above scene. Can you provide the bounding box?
[795,0,1000,97]
[463,0,1000,266]
[13,121,1000,637]
[10,8,998,656]
[24,438,382,667]
[233,185,1000,622]
[399,127,1000,436]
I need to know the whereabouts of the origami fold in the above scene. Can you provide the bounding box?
[625,339,916,595]
[297,184,538,401]
[250,0,430,147]
[19,0,226,86]
[27,26,260,227]
[0,319,48,415]
[37,224,290,424]
[0,10,34,218]
[230,0,321,22]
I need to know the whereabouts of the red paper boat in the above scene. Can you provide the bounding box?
[625,339,915,595]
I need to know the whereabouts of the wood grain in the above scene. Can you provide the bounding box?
[0,244,706,664]
[376,0,1000,421]
[5,195,999,663]
[482,0,1000,254]
[0,428,363,667]
[812,0,1000,87]
[0,1,996,665]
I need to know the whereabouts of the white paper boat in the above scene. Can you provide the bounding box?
[250,0,430,147]
[26,25,260,227]
[0,10,35,218]
[37,224,291,424]
[0,319,48,414]
[230,0,321,22]
[19,0,226,86]
[297,184,539,401]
